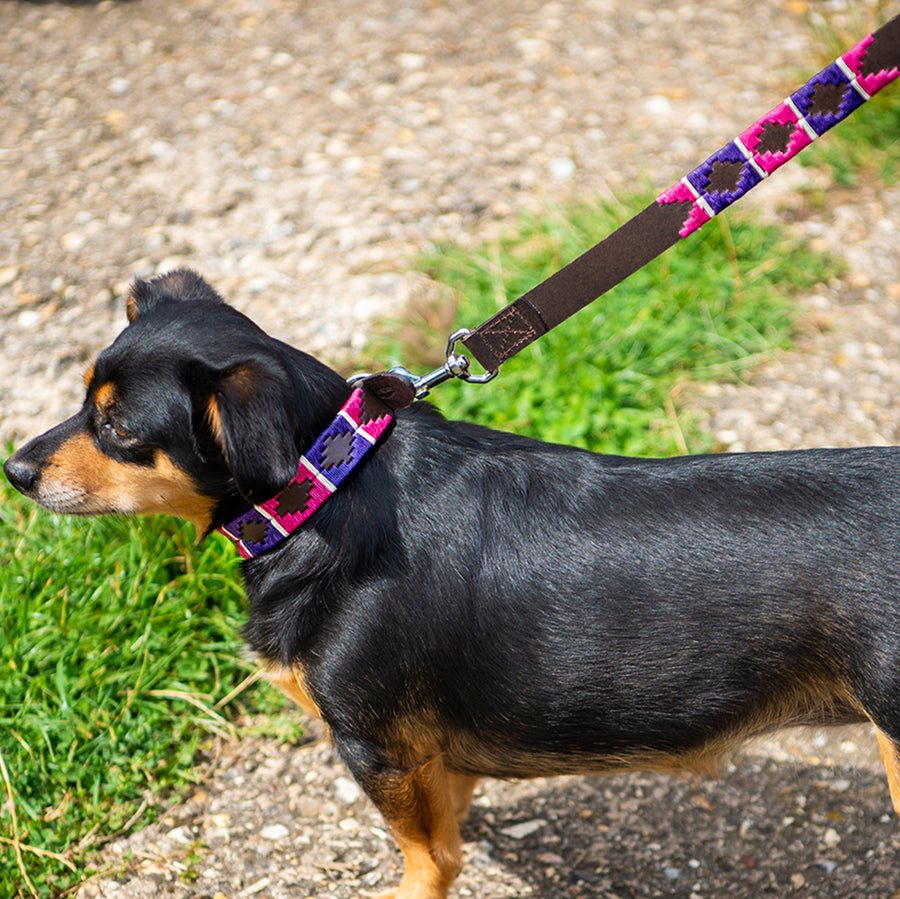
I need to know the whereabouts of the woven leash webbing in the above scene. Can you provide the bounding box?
[460,14,900,374]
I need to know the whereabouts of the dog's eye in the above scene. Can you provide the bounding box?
[102,422,130,441]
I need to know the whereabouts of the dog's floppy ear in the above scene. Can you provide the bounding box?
[127,269,224,323]
[201,359,299,504]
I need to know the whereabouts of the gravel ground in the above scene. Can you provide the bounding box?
[2,0,900,897]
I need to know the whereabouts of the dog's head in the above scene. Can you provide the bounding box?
[4,270,350,534]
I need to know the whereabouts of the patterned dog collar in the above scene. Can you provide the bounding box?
[217,387,392,558]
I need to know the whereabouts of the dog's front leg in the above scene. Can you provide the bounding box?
[447,772,479,825]
[334,734,463,899]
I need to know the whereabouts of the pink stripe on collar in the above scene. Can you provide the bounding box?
[217,387,392,558]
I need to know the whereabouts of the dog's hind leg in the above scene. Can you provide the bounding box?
[335,735,462,899]
[875,727,900,816]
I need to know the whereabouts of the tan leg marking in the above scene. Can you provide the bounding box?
[447,774,478,824]
[263,661,322,720]
[375,755,463,899]
[875,727,900,815]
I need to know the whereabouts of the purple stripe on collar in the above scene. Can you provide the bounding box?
[217,387,392,558]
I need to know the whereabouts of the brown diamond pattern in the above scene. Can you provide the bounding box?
[808,81,847,117]
[756,121,795,155]
[862,26,900,77]
[321,430,357,469]
[277,480,314,516]
[360,388,391,424]
[706,158,745,195]
[239,519,271,545]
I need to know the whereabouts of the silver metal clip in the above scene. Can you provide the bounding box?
[348,328,498,401]
[408,328,498,399]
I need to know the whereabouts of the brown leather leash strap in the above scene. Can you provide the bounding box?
[458,14,900,376]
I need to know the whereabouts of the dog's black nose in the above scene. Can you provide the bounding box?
[4,454,40,494]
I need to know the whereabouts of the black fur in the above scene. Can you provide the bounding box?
[6,270,900,898]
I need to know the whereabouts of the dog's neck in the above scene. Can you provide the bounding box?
[216,387,393,558]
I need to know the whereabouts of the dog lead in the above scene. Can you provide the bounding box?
[393,15,900,387]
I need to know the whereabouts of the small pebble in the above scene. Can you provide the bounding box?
[260,823,290,841]
[500,819,546,840]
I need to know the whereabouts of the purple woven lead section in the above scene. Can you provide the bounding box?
[217,388,392,558]
[656,22,900,237]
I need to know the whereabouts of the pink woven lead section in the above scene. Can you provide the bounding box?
[657,16,900,237]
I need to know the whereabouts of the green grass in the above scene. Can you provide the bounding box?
[409,195,842,455]
[0,496,300,897]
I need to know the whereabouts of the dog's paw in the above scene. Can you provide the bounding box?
[372,885,447,899]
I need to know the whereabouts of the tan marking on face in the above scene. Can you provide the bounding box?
[94,381,116,414]
[83,362,96,389]
[36,432,214,531]
[264,661,322,720]
[139,452,216,530]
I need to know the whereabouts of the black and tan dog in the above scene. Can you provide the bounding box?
[6,269,900,898]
